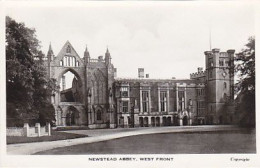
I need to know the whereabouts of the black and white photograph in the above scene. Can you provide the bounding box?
[0,1,259,167]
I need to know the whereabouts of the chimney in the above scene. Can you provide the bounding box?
[146,74,149,78]
[227,49,235,54]
[138,68,144,78]
[212,48,220,53]
[197,67,203,73]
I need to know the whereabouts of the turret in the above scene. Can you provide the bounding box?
[47,43,54,62]
[84,45,90,63]
[105,47,111,65]
[204,48,235,124]
[46,43,54,78]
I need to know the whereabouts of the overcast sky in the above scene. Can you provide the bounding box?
[6,1,255,80]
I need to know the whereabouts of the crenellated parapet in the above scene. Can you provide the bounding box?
[176,82,196,87]
[190,70,206,79]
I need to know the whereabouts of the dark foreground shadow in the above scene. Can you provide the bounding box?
[35,128,256,155]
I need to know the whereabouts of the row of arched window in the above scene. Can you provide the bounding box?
[59,56,80,67]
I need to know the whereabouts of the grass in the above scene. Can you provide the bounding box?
[36,128,256,154]
[7,130,88,144]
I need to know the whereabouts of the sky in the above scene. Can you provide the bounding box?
[6,1,255,81]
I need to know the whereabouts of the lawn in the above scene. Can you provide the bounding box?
[7,130,88,144]
[36,128,256,154]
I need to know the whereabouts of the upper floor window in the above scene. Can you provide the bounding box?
[178,91,184,100]
[63,56,77,67]
[122,101,128,113]
[189,99,193,106]
[178,90,185,111]
[66,46,71,53]
[197,101,205,115]
[142,91,149,112]
[197,89,200,96]
[197,89,205,96]
[160,91,167,112]
[219,60,224,66]
[225,60,229,66]
[59,60,63,66]
[224,82,227,89]
[68,57,71,66]
[120,87,128,97]
[208,58,213,67]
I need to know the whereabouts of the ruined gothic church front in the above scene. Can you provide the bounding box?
[45,41,235,129]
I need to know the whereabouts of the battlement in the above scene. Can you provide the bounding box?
[204,48,235,57]
[219,52,228,57]
[176,83,196,87]
[190,67,206,79]
[115,77,191,82]
[89,57,105,63]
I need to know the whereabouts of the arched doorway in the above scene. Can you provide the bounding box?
[167,117,171,126]
[230,116,233,123]
[119,117,124,128]
[210,116,214,125]
[163,117,167,126]
[151,117,155,127]
[173,115,178,126]
[66,113,71,126]
[128,117,131,127]
[183,116,188,126]
[219,116,223,124]
[139,117,144,127]
[97,109,102,121]
[144,117,148,127]
[65,106,79,126]
[156,117,160,127]
[71,112,76,125]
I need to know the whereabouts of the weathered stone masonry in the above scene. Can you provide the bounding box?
[45,41,235,128]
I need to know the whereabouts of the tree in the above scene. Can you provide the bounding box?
[6,16,57,126]
[235,36,255,127]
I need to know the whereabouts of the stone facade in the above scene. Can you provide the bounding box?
[45,41,235,128]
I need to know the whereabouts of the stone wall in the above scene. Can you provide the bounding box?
[6,123,51,137]
[6,127,24,136]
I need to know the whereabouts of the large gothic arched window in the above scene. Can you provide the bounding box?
[97,110,102,120]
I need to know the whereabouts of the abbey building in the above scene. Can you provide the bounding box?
[45,41,235,128]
